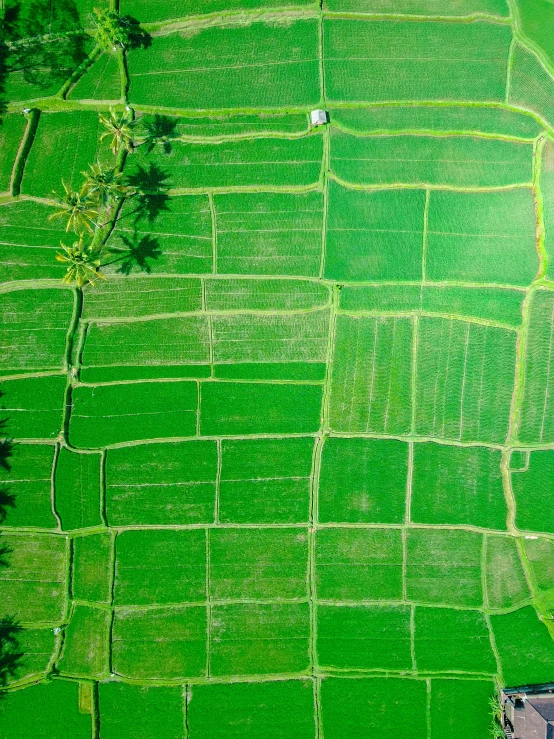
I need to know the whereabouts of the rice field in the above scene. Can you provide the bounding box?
[1,0,554,737]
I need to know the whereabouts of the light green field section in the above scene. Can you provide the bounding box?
[9,627,57,684]
[318,604,412,670]
[540,139,554,280]
[57,603,110,678]
[509,45,554,130]
[411,443,507,529]
[324,0,508,13]
[324,20,511,103]
[0,114,27,193]
[187,680,315,739]
[318,437,408,523]
[430,679,495,739]
[214,191,323,276]
[512,450,554,533]
[98,682,185,739]
[0,200,67,282]
[0,375,66,439]
[426,189,538,285]
[220,437,313,523]
[137,111,309,138]
[0,532,68,624]
[114,529,206,605]
[518,290,554,443]
[205,277,329,311]
[332,106,542,138]
[0,680,92,739]
[21,111,104,198]
[112,606,207,679]
[414,317,516,444]
[108,194,212,275]
[0,444,56,528]
[122,0,316,22]
[72,531,113,603]
[128,20,320,109]
[210,602,310,676]
[0,288,73,372]
[106,441,217,525]
[329,315,413,434]
[485,535,530,609]
[405,528,483,607]
[68,53,122,101]
[524,537,554,606]
[126,135,323,189]
[414,607,496,673]
[54,448,101,530]
[316,527,403,600]
[325,183,425,281]
[331,131,534,187]
[210,528,308,600]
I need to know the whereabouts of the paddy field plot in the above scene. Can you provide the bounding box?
[3,2,554,737]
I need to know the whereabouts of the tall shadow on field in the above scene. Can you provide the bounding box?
[141,115,179,155]
[125,163,171,223]
[0,388,23,694]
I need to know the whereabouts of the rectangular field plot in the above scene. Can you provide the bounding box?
[512,450,554,533]
[187,680,315,739]
[200,382,322,435]
[339,284,422,313]
[518,291,554,444]
[114,529,206,605]
[430,679,495,739]
[332,105,541,139]
[82,277,202,319]
[325,183,425,281]
[122,0,316,22]
[98,683,185,739]
[0,114,27,193]
[126,135,323,190]
[318,604,412,670]
[316,528,403,601]
[406,529,483,607]
[329,315,413,434]
[324,20,511,103]
[421,286,525,328]
[54,447,102,530]
[324,0,508,15]
[210,602,310,676]
[210,528,308,600]
[212,311,329,365]
[82,315,210,370]
[524,537,554,601]
[68,52,121,101]
[72,532,113,603]
[108,194,212,276]
[8,628,57,685]
[330,131,533,187]
[414,607,496,674]
[0,288,73,373]
[485,535,530,609]
[0,680,91,739]
[542,140,554,280]
[0,443,56,528]
[215,191,323,276]
[112,606,207,679]
[0,200,67,282]
[219,437,314,523]
[1,375,66,439]
[128,20,320,109]
[0,532,68,624]
[69,381,198,447]
[509,45,554,131]
[318,437,408,523]
[414,317,516,444]
[411,443,507,529]
[206,278,329,311]
[213,362,325,381]
[57,604,110,679]
[106,441,217,525]
[426,189,538,286]
[137,111,309,138]
[491,606,554,687]
[320,678,427,739]
[21,111,105,198]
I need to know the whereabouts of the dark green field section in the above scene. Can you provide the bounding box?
[4,1,554,736]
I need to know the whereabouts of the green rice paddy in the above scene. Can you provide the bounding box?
[1,0,554,736]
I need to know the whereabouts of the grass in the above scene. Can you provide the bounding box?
[2,2,554,736]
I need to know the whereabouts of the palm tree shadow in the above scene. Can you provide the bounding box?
[141,115,179,155]
[125,163,171,224]
[107,234,162,275]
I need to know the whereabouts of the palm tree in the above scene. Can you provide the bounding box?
[82,162,127,207]
[49,181,99,233]
[99,110,135,156]
[56,236,106,287]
